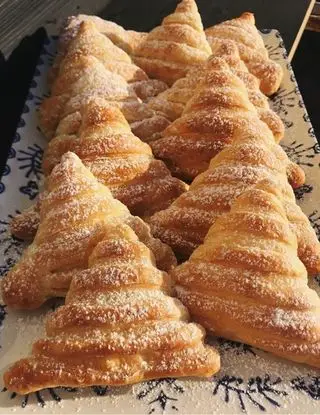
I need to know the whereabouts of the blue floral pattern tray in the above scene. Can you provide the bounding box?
[0,31,320,414]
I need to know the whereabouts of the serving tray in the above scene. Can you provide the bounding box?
[0,30,320,414]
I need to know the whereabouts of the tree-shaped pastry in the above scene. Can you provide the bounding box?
[205,12,283,95]
[133,0,211,85]
[44,97,187,217]
[49,15,147,85]
[173,181,320,368]
[2,153,179,309]
[3,168,219,395]
[12,98,186,241]
[148,40,284,141]
[151,57,303,184]
[56,20,167,102]
[39,54,169,143]
[149,134,319,275]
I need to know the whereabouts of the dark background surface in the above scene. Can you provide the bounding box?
[1,0,319,178]
[292,30,320,141]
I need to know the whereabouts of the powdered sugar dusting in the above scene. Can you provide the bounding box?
[151,54,280,181]
[148,47,283,140]
[150,132,320,273]
[133,0,211,85]
[57,19,171,103]
[41,29,171,141]
[172,183,320,363]
[205,13,283,95]
[2,152,180,312]
[43,98,187,218]
[4,183,219,391]
[2,23,320,414]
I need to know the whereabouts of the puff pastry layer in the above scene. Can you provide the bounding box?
[45,98,187,217]
[2,152,178,309]
[149,133,320,275]
[151,57,303,184]
[40,24,169,142]
[133,0,211,85]
[148,39,284,141]
[173,182,320,368]
[3,168,219,392]
[50,19,165,102]
[205,12,283,95]
[12,99,187,240]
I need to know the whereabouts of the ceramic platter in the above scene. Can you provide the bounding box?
[1,30,320,414]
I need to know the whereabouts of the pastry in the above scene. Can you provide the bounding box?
[10,200,41,240]
[173,181,320,368]
[149,133,320,274]
[4,222,219,394]
[40,54,134,138]
[151,56,303,184]
[148,39,284,140]
[133,0,211,86]
[49,14,147,86]
[53,20,167,102]
[39,54,170,142]
[205,12,283,95]
[13,98,186,240]
[44,97,187,217]
[2,152,178,309]
[3,185,220,394]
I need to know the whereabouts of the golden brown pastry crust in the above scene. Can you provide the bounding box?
[40,54,132,137]
[58,20,167,101]
[173,182,320,368]
[43,97,187,217]
[149,133,319,274]
[60,22,146,81]
[40,54,170,142]
[73,15,147,55]
[2,153,178,310]
[205,12,283,95]
[40,22,170,142]
[49,17,160,102]
[133,0,211,86]
[3,185,220,393]
[14,99,186,240]
[50,14,147,84]
[148,39,284,141]
[151,56,302,184]
[5,345,219,394]
[10,201,41,240]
